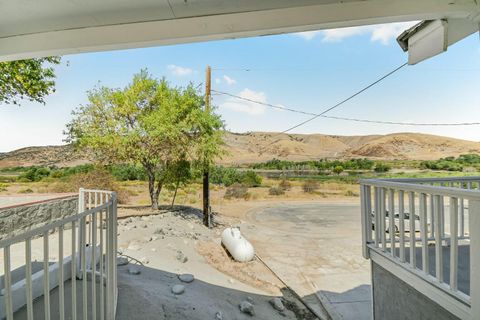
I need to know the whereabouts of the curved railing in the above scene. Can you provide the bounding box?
[0,188,117,320]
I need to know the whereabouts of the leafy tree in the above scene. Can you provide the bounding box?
[163,158,192,207]
[0,57,61,105]
[333,165,344,175]
[66,70,224,209]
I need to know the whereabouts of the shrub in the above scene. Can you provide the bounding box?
[19,188,34,194]
[241,170,262,187]
[344,190,359,197]
[269,186,285,196]
[333,165,344,175]
[224,183,249,199]
[210,166,242,186]
[19,166,51,182]
[51,169,130,204]
[374,163,391,173]
[0,182,8,192]
[210,167,263,187]
[302,180,319,193]
[109,164,147,181]
[279,179,292,191]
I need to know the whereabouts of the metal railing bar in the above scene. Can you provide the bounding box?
[0,201,111,248]
[450,197,459,291]
[399,190,406,263]
[4,245,13,320]
[81,216,88,320]
[71,220,77,320]
[420,193,429,275]
[434,196,444,283]
[409,192,416,269]
[43,232,51,320]
[25,238,33,320]
[360,179,480,200]
[59,226,65,320]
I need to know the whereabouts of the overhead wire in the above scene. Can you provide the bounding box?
[212,89,480,126]
[212,62,480,128]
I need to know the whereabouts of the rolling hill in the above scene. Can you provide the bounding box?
[1,132,479,168]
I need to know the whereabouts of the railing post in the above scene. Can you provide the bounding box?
[469,200,480,319]
[361,184,370,259]
[106,192,117,320]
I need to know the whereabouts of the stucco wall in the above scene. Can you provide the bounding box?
[372,262,460,320]
[0,196,78,239]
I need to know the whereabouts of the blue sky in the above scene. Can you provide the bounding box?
[0,22,479,152]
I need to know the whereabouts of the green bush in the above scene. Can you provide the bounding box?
[333,165,344,175]
[241,170,262,187]
[109,164,147,181]
[19,167,51,182]
[0,182,8,192]
[374,163,391,173]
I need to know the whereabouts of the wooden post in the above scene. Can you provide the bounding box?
[469,199,480,319]
[203,66,211,227]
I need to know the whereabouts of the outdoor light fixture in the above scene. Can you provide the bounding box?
[398,17,480,65]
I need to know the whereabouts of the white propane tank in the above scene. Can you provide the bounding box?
[221,227,255,262]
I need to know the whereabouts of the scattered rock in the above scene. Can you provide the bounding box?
[269,297,285,312]
[140,257,150,264]
[151,248,157,252]
[176,250,188,263]
[178,274,194,283]
[172,284,185,295]
[127,266,141,275]
[127,243,141,251]
[117,257,129,266]
[228,278,235,284]
[142,224,148,228]
[151,236,159,241]
[239,301,255,316]
[246,296,254,304]
[215,311,223,320]
[154,228,165,235]
[143,236,152,242]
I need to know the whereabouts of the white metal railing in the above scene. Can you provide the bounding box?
[0,188,117,320]
[360,177,480,319]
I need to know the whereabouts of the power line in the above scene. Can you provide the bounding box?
[277,62,408,134]
[212,89,480,126]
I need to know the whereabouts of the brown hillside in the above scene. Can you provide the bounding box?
[1,132,479,168]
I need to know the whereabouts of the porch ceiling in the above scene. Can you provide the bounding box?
[0,0,479,61]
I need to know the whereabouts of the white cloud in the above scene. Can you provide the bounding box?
[321,26,368,42]
[222,88,267,115]
[295,21,418,45]
[223,75,237,85]
[295,31,321,40]
[167,64,195,76]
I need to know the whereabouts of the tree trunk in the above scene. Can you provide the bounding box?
[147,171,159,210]
[171,180,180,208]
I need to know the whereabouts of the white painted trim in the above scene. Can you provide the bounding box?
[0,0,478,61]
[0,257,72,318]
[370,249,471,320]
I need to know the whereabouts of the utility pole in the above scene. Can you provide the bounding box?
[203,65,211,227]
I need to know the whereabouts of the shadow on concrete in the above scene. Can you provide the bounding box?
[314,285,372,320]
[13,262,320,320]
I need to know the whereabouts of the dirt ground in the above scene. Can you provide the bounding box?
[115,205,319,320]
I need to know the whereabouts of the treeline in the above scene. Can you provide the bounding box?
[420,154,480,172]
[249,158,390,172]
[6,164,263,187]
